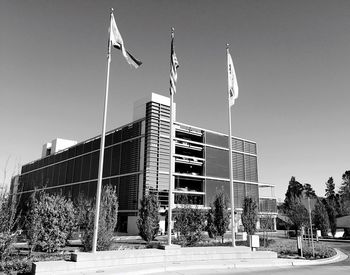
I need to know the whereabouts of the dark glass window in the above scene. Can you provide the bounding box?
[205,132,228,148]
[205,147,229,178]
[73,157,82,182]
[83,141,92,154]
[58,162,67,185]
[113,130,122,143]
[46,166,53,187]
[105,133,113,147]
[66,159,74,184]
[81,154,91,181]
[68,147,76,158]
[111,145,121,176]
[102,147,112,177]
[205,179,229,206]
[76,144,84,156]
[92,138,100,151]
[90,151,99,180]
[52,164,59,186]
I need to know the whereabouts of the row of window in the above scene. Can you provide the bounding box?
[21,121,143,174]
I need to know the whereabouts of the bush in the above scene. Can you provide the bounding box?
[241,197,258,235]
[137,194,160,243]
[174,202,206,246]
[258,239,336,259]
[0,191,20,263]
[26,191,76,253]
[82,184,118,251]
[206,192,230,243]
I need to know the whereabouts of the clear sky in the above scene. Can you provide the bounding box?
[1,0,350,200]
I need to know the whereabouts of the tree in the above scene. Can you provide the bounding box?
[303,183,317,198]
[0,191,20,262]
[241,197,258,235]
[339,171,350,237]
[82,184,118,251]
[212,192,230,243]
[137,194,160,243]
[260,213,274,247]
[206,204,217,239]
[284,197,308,236]
[174,197,206,246]
[284,177,304,206]
[312,199,330,237]
[322,198,337,237]
[26,191,76,252]
[325,177,336,199]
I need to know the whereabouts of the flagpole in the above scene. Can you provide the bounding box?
[92,8,113,253]
[227,44,236,247]
[167,28,175,246]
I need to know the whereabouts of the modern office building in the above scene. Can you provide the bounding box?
[15,93,277,234]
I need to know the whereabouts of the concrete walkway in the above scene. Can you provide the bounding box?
[36,248,347,275]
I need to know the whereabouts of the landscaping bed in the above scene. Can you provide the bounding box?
[258,238,336,260]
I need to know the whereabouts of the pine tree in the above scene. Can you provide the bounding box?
[284,177,304,206]
[312,199,330,237]
[137,194,160,243]
[325,177,335,199]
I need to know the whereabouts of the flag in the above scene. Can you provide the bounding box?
[110,13,142,68]
[227,50,239,106]
[170,30,179,95]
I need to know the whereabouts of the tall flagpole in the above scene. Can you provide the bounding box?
[227,44,236,247]
[92,8,113,253]
[167,28,175,246]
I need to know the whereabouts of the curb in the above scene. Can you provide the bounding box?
[290,248,348,266]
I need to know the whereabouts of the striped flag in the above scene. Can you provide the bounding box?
[110,13,142,68]
[170,29,179,95]
[227,49,239,106]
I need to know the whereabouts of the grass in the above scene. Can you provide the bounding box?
[258,238,336,259]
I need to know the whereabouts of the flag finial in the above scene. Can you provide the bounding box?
[171,27,175,38]
[226,43,230,49]
[111,8,114,13]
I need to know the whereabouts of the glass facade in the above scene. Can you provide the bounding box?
[16,95,276,234]
[19,120,144,212]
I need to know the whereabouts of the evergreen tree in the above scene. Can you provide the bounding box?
[312,199,330,237]
[213,192,230,243]
[82,184,118,251]
[137,194,160,243]
[284,177,304,206]
[284,197,308,236]
[322,198,337,237]
[303,183,317,198]
[325,177,335,199]
[241,197,258,235]
[206,204,217,239]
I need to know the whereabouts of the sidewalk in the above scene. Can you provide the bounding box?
[41,248,347,275]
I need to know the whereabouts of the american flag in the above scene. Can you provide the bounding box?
[170,28,179,95]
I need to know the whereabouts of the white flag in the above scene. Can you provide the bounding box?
[227,50,239,106]
[110,13,142,68]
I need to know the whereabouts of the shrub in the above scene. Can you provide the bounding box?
[206,192,230,243]
[312,199,330,237]
[137,194,160,243]
[82,184,118,251]
[241,197,258,235]
[26,191,76,253]
[206,205,217,239]
[0,191,20,262]
[174,202,206,246]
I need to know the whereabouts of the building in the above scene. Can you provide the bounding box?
[15,93,277,234]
